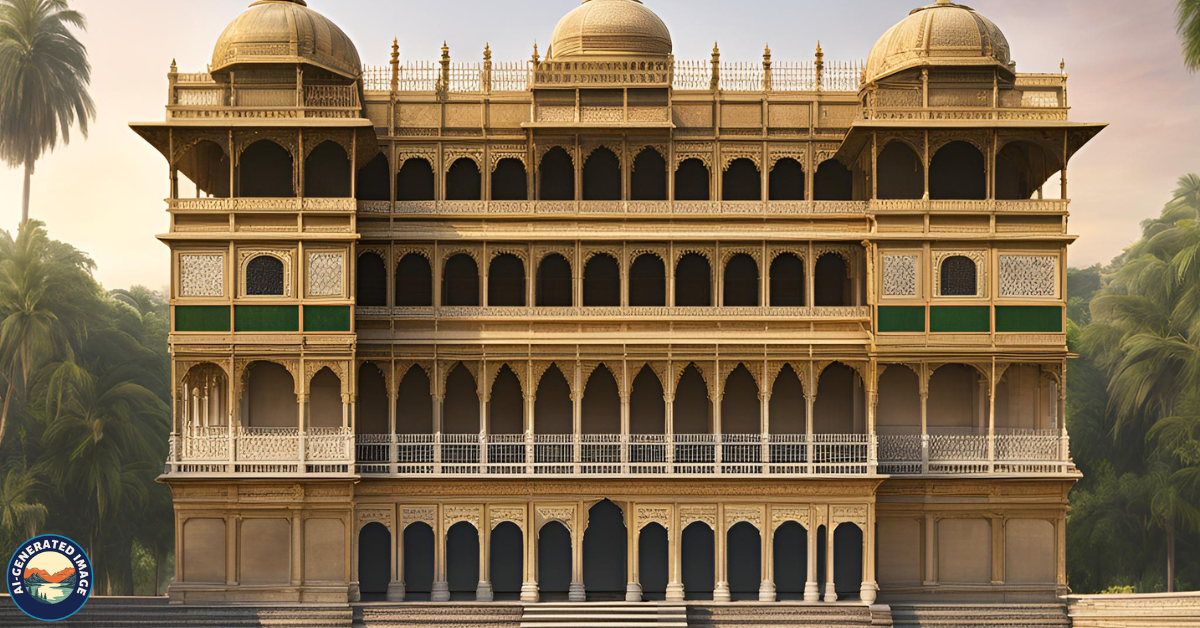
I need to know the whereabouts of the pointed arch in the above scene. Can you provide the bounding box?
[583,146,621,201]
[631,146,667,201]
[534,365,573,435]
[582,364,620,435]
[813,159,852,201]
[443,363,480,435]
[721,364,761,434]
[675,158,710,201]
[304,140,351,197]
[722,158,761,201]
[446,157,482,201]
[539,147,575,201]
[630,365,666,435]
[673,364,713,434]
[397,158,435,201]
[489,364,524,436]
[397,364,434,434]
[239,140,294,198]
[814,362,865,434]
[769,157,805,201]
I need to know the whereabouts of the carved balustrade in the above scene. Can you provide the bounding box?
[168,74,361,120]
[877,429,1070,476]
[383,200,871,217]
[378,306,872,321]
[170,198,357,213]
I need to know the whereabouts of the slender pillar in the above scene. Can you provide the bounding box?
[759,512,776,602]
[388,510,405,600]
[860,505,878,604]
[803,517,819,602]
[713,504,731,601]
[626,503,642,601]
[665,506,685,601]
[824,516,837,603]
[521,506,539,602]
[477,512,493,601]
[569,505,586,601]
[431,505,451,601]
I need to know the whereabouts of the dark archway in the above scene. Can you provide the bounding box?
[244,361,296,428]
[583,500,628,600]
[308,367,342,429]
[446,158,482,201]
[358,522,391,598]
[723,254,759,307]
[489,365,524,436]
[396,253,433,307]
[442,254,480,307]
[357,252,387,307]
[629,254,666,307]
[396,366,433,435]
[536,254,573,307]
[583,147,621,201]
[769,158,805,201]
[304,141,351,197]
[673,365,712,435]
[631,148,667,201]
[491,522,524,600]
[245,255,285,296]
[813,159,852,201]
[723,158,761,201]
[356,152,390,201]
[816,526,828,599]
[582,366,620,435]
[357,363,389,435]
[630,366,665,436]
[769,365,807,436]
[814,253,850,307]
[404,522,435,600]
[930,141,986,200]
[639,523,669,600]
[675,158,710,201]
[446,522,480,600]
[539,147,575,201]
[492,158,528,200]
[814,363,863,435]
[489,254,526,307]
[675,253,712,307]
[239,140,293,198]
[727,522,761,601]
[773,522,808,600]
[770,253,805,307]
[583,254,620,307]
[997,140,1061,200]
[834,523,863,600]
[877,142,924,200]
[397,158,435,201]
[442,364,480,436]
[538,521,572,598]
[534,365,573,435]
[940,256,978,296]
[682,522,715,601]
[176,139,230,198]
[721,365,761,435]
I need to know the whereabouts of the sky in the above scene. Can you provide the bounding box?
[0,0,1196,291]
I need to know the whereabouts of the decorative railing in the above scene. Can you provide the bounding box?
[374,306,873,321]
[869,199,1069,214]
[381,200,871,217]
[877,430,1071,475]
[166,426,354,475]
[167,74,361,119]
[169,198,357,212]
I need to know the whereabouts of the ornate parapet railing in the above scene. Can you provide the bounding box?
[877,430,1072,476]
[869,199,1070,214]
[170,198,357,213]
[376,305,872,321]
[379,200,871,218]
[167,74,362,120]
[165,426,355,476]
[355,433,872,477]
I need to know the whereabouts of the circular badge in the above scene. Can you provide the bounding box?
[6,535,92,622]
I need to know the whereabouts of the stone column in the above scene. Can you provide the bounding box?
[521,505,539,602]
[431,505,451,602]
[759,511,776,602]
[626,503,642,601]
[713,504,731,601]
[569,505,586,602]
[803,510,819,602]
[824,514,837,603]
[388,509,405,600]
[666,505,685,601]
[860,504,878,604]
[478,509,493,601]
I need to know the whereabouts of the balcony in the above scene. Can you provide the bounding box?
[165,426,354,475]
[869,199,1069,214]
[877,430,1070,475]
[169,198,357,213]
[365,305,873,321]
[374,200,871,218]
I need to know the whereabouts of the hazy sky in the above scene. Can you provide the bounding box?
[0,0,1196,290]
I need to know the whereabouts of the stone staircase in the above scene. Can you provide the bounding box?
[685,603,878,628]
[520,602,688,628]
[889,603,1070,627]
[0,597,353,628]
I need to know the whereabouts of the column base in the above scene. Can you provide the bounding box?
[823,582,838,603]
[386,581,406,602]
[568,581,587,602]
[713,581,731,602]
[349,582,361,603]
[625,582,643,602]
[803,581,819,603]
[859,581,878,605]
[477,581,494,602]
[665,581,685,602]
[758,579,776,602]
[431,580,451,602]
[520,582,539,603]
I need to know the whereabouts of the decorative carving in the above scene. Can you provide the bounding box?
[679,505,717,529]
[636,506,671,531]
[999,255,1057,298]
[771,507,810,530]
[356,507,393,532]
[724,506,763,531]
[402,506,437,529]
[443,505,482,532]
[179,254,224,298]
[238,249,292,298]
[490,506,526,531]
[536,506,575,532]
[882,254,918,297]
[307,252,344,298]
[934,250,988,298]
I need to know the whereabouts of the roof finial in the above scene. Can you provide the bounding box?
[170,59,177,73]
[1060,58,1066,75]
[532,42,541,65]
[484,43,492,61]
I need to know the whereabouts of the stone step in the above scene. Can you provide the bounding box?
[889,603,1069,627]
[520,602,687,628]
[0,598,354,628]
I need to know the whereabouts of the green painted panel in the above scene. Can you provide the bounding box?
[996,306,1063,333]
[234,305,299,332]
[930,306,990,333]
[174,306,231,333]
[878,306,925,333]
[305,306,352,332]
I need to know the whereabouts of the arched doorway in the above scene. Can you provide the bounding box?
[403,522,435,601]
[446,522,480,600]
[490,522,524,601]
[773,522,807,600]
[538,521,572,600]
[727,522,761,601]
[639,523,669,601]
[834,523,864,600]
[304,141,350,197]
[681,522,714,600]
[583,500,628,600]
[358,522,391,600]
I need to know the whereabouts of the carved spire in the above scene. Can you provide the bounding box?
[762,44,773,92]
[389,38,400,92]
[170,58,177,73]
[532,42,541,66]
[710,42,721,91]
[815,42,825,92]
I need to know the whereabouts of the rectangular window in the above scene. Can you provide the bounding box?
[878,306,926,333]
[996,306,1063,333]
[304,306,352,332]
[234,305,300,333]
[175,306,231,333]
[930,306,990,333]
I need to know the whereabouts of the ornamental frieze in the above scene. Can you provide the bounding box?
[489,506,526,531]
[724,506,763,531]
[356,507,393,532]
[636,506,672,531]
[402,506,437,529]
[443,505,482,532]
[535,506,576,532]
[771,507,810,530]
[679,505,717,529]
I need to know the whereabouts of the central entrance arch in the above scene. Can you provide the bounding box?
[583,500,628,601]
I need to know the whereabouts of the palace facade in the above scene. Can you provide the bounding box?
[132,0,1103,614]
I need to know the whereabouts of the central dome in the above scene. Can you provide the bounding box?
[212,0,361,79]
[548,0,672,59]
[865,0,1012,84]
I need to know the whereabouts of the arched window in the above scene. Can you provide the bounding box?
[813,159,852,201]
[397,158,435,201]
[939,256,978,296]
[814,253,849,307]
[583,254,620,307]
[442,254,480,307]
[723,254,759,307]
[877,142,924,200]
[673,364,712,435]
[930,141,986,200]
[356,252,387,306]
[539,147,575,201]
[629,366,665,435]
[722,158,761,201]
[536,254,573,307]
[308,367,342,429]
[769,253,805,307]
[396,365,433,434]
[443,364,480,435]
[304,141,351,198]
[176,139,230,198]
[629,254,666,307]
[631,147,667,201]
[396,254,433,307]
[927,364,981,433]
[721,365,760,434]
[582,365,620,435]
[583,147,621,201]
[492,158,528,201]
[446,158,482,201]
[490,365,523,435]
[814,363,864,435]
[769,158,805,201]
[245,255,285,296]
[769,364,806,435]
[244,361,297,428]
[675,254,712,307]
[356,152,390,201]
[534,365,573,435]
[488,254,526,307]
[239,140,293,198]
[996,141,1061,200]
[675,158,710,201]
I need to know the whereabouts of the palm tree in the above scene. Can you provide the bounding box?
[0,0,95,224]
[0,466,46,538]
[1182,0,1200,71]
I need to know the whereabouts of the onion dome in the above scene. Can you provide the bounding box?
[865,0,1012,84]
[548,0,672,59]
[211,0,361,79]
